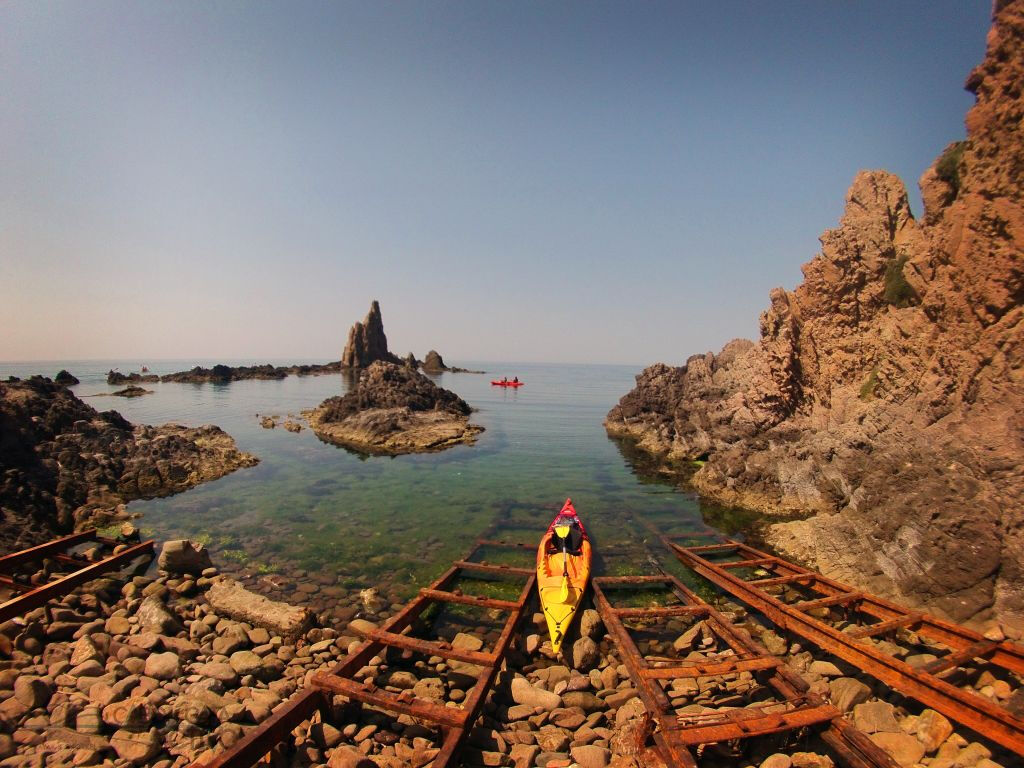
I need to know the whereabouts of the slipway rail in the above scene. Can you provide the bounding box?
[195,538,535,768]
[592,572,898,768]
[0,530,155,623]
[666,536,1024,756]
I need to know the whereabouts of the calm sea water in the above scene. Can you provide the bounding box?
[2,359,744,598]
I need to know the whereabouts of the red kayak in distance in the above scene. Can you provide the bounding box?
[491,380,524,387]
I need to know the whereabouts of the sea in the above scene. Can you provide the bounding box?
[0,359,753,599]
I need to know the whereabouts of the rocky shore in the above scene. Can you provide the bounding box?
[0,537,1012,768]
[108,363,343,387]
[0,376,258,552]
[605,1,1024,632]
[304,362,483,455]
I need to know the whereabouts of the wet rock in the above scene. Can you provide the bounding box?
[158,540,213,575]
[868,733,925,767]
[143,652,181,680]
[915,708,953,753]
[571,745,611,768]
[571,636,599,671]
[561,691,604,713]
[852,701,899,733]
[207,578,313,637]
[135,596,181,634]
[110,728,160,765]
[510,676,561,711]
[828,677,871,712]
[14,676,53,709]
[579,610,603,640]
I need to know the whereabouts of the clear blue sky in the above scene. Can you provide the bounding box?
[0,1,990,365]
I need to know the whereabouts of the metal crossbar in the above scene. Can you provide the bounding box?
[0,531,155,623]
[668,537,1024,756]
[193,538,535,768]
[592,573,899,768]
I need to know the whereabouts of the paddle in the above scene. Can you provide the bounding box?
[555,523,571,603]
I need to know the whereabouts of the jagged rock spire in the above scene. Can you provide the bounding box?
[341,300,400,368]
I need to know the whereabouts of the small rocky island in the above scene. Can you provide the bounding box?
[305,361,483,455]
[0,376,258,552]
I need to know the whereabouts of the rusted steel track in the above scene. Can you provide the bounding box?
[593,572,898,768]
[666,536,1024,756]
[195,538,535,768]
[0,530,155,623]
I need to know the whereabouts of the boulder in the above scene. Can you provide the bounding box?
[828,677,871,712]
[510,676,561,711]
[207,578,312,638]
[158,540,213,574]
[571,636,599,671]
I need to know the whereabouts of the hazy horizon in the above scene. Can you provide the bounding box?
[2,2,991,365]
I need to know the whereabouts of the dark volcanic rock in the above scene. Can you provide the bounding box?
[341,300,402,368]
[0,376,258,552]
[111,385,152,398]
[305,361,481,454]
[422,350,448,374]
[54,370,79,386]
[107,370,159,385]
[606,2,1024,633]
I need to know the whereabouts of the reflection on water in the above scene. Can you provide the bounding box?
[0,359,739,601]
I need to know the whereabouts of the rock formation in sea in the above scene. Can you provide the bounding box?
[340,300,402,368]
[107,370,159,385]
[305,361,482,455]
[606,1,1024,633]
[54,370,79,386]
[110,385,153,397]
[0,376,259,552]
[422,349,448,373]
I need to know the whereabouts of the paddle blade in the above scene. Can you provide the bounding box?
[559,574,570,603]
[554,525,570,539]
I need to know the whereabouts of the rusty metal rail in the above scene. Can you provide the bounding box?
[666,536,1024,756]
[0,530,155,623]
[195,538,535,768]
[592,572,898,768]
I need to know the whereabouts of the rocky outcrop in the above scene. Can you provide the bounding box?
[54,370,79,386]
[0,376,258,552]
[111,385,152,398]
[305,361,482,455]
[422,350,448,373]
[107,371,158,385]
[606,1,1024,632]
[340,300,402,368]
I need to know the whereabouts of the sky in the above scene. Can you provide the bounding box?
[0,1,992,366]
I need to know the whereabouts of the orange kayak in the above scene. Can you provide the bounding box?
[536,498,592,654]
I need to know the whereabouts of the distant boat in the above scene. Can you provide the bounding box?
[141,366,149,372]
[491,380,524,387]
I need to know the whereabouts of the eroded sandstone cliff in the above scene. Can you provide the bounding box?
[606,1,1023,632]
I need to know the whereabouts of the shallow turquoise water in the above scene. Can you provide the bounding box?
[2,359,734,596]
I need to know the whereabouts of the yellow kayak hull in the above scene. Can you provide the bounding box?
[536,537,592,655]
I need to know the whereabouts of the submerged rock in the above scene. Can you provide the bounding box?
[158,540,214,575]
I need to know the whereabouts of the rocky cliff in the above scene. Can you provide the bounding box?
[0,376,259,552]
[341,300,402,368]
[606,0,1024,633]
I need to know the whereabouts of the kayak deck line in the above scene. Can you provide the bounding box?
[0,530,155,623]
[592,571,900,768]
[193,539,535,768]
[666,535,1024,757]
